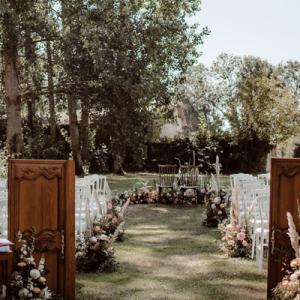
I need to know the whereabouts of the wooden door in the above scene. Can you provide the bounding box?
[267,158,300,298]
[8,159,75,300]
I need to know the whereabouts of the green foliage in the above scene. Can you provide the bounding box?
[228,56,299,145]
[23,123,70,160]
[61,0,208,172]
[178,54,300,169]
[0,0,208,171]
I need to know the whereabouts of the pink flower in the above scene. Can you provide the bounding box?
[139,187,146,194]
[90,236,97,244]
[107,202,113,210]
[32,287,41,294]
[236,232,246,241]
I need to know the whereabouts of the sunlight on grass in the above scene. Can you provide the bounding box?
[76,204,266,300]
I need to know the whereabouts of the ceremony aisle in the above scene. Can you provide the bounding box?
[76,204,267,300]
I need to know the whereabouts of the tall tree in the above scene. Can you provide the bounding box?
[82,0,209,173]
[1,2,23,156]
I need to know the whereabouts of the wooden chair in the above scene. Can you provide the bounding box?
[157,164,177,198]
[178,165,199,202]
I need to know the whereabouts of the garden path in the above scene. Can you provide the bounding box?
[76,204,266,300]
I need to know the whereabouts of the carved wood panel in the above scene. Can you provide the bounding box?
[8,160,75,300]
[267,158,300,298]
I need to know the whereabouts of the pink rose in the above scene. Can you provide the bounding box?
[236,232,246,241]
[90,236,97,244]
[32,287,41,294]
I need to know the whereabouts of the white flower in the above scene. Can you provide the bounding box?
[18,288,29,298]
[99,234,109,241]
[290,273,298,281]
[184,189,195,197]
[38,256,45,272]
[39,277,47,284]
[213,197,221,204]
[228,240,235,246]
[30,269,41,279]
[211,204,216,209]
[40,287,52,299]
[25,256,35,264]
[90,236,97,244]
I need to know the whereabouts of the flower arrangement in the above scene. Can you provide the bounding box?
[203,190,228,227]
[219,220,251,257]
[8,234,52,299]
[76,198,129,273]
[158,191,181,204]
[273,257,300,300]
[116,189,157,205]
[113,179,158,205]
[273,211,300,299]
[203,156,228,227]
[76,223,119,273]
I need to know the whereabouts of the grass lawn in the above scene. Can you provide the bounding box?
[106,172,231,194]
[76,174,266,300]
[107,173,158,194]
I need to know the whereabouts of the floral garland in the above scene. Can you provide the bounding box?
[76,200,125,273]
[115,176,206,206]
[116,188,157,205]
[8,236,52,299]
[219,221,251,257]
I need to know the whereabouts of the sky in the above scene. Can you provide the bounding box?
[190,0,300,66]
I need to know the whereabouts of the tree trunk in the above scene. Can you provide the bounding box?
[112,152,126,175]
[24,28,36,136]
[27,100,34,134]
[111,134,126,174]
[3,13,23,156]
[67,95,83,175]
[61,0,83,175]
[46,40,56,141]
[80,103,89,163]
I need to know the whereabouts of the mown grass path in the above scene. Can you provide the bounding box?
[76,204,266,299]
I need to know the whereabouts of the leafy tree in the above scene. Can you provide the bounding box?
[179,54,300,172]
[229,56,299,145]
[276,60,300,104]
[0,0,208,174]
[78,0,209,173]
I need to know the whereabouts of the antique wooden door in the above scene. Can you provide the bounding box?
[267,158,300,298]
[8,160,75,299]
